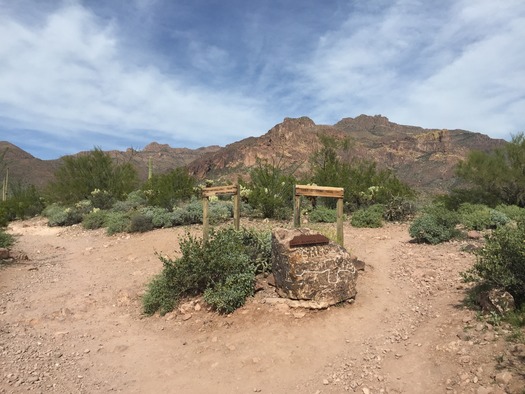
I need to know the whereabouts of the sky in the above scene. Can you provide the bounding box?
[0,0,524,160]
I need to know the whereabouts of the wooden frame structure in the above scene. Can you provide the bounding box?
[202,185,240,242]
[293,184,345,246]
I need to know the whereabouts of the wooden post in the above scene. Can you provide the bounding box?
[294,185,345,246]
[336,197,344,246]
[202,184,240,240]
[293,185,301,228]
[202,196,210,242]
[233,184,240,231]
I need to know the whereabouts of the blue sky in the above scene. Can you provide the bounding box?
[0,0,524,160]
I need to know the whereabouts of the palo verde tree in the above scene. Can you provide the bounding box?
[47,148,138,205]
[310,135,415,211]
[456,133,525,207]
[142,167,196,209]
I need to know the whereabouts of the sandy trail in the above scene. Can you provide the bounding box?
[1,218,524,393]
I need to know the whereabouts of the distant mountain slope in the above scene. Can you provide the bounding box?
[0,141,221,189]
[1,115,505,195]
[188,115,505,193]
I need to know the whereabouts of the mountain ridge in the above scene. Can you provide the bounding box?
[1,115,505,194]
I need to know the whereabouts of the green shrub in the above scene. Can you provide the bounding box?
[246,160,296,219]
[43,203,83,227]
[495,204,525,222]
[458,203,491,230]
[89,189,114,210]
[82,209,108,230]
[351,204,384,228]
[309,206,337,223]
[143,273,177,315]
[111,190,148,212]
[142,168,196,209]
[1,183,45,221]
[105,211,131,235]
[239,228,272,274]
[209,200,233,224]
[129,213,154,233]
[0,229,14,248]
[409,213,458,244]
[383,196,416,222]
[46,148,138,205]
[462,222,525,306]
[203,272,255,314]
[139,206,173,228]
[142,227,270,315]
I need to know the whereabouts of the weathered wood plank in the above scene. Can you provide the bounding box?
[202,185,238,197]
[295,185,344,198]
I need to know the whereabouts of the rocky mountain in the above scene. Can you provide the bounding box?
[0,141,221,189]
[188,115,504,194]
[1,115,505,195]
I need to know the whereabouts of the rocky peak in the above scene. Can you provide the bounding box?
[268,117,316,139]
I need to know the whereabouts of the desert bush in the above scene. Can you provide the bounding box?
[105,211,131,235]
[351,204,384,228]
[462,221,525,306]
[458,203,510,230]
[143,227,270,315]
[111,190,148,212]
[203,272,255,314]
[142,168,196,209]
[309,206,338,223]
[47,148,138,205]
[82,209,108,230]
[458,203,492,230]
[43,203,83,227]
[409,212,459,244]
[246,160,296,219]
[383,196,416,222]
[1,183,45,221]
[0,229,14,248]
[495,204,525,222]
[139,206,173,228]
[129,213,154,233]
[310,136,415,211]
[456,133,525,207]
[209,200,233,224]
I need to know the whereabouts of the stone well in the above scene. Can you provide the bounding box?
[271,228,358,309]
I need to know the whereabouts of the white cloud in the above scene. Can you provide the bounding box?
[0,3,271,151]
[294,0,525,138]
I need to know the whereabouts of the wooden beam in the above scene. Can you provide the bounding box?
[202,185,238,197]
[336,197,344,246]
[295,185,344,198]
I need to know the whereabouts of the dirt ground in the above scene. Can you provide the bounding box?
[1,218,524,394]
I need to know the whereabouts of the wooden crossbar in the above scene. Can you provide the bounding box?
[202,185,238,197]
[294,185,344,198]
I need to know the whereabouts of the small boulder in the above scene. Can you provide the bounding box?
[271,228,358,308]
[477,288,515,315]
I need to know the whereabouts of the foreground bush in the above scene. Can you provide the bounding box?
[0,229,14,248]
[351,204,384,228]
[409,206,460,244]
[309,206,338,223]
[142,227,271,315]
[462,221,525,307]
[43,203,84,227]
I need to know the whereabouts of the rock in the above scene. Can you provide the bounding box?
[352,256,366,271]
[467,230,482,239]
[0,248,10,259]
[495,371,513,385]
[271,228,358,308]
[477,289,515,315]
[181,313,192,321]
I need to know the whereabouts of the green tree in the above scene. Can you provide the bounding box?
[456,133,525,207]
[310,136,414,211]
[246,159,296,219]
[142,167,196,209]
[47,148,138,205]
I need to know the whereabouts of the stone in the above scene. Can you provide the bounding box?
[495,371,513,386]
[271,228,358,308]
[0,248,10,259]
[467,230,482,239]
[477,289,515,315]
